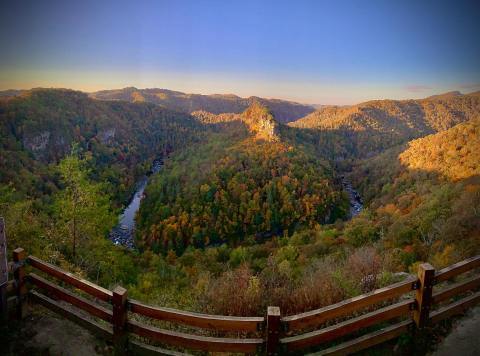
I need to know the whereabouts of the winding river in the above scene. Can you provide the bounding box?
[109,159,163,248]
[341,176,363,218]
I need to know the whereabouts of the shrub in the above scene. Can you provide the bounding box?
[289,258,346,313]
[344,218,380,247]
[229,246,248,267]
[345,247,382,292]
[201,265,262,316]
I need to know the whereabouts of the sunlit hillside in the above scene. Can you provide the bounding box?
[348,118,480,268]
[290,91,480,158]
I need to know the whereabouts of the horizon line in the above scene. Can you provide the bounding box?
[1,85,478,107]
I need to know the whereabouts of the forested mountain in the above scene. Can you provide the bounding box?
[0,88,205,204]
[347,118,480,267]
[137,103,348,254]
[90,86,315,123]
[290,91,480,158]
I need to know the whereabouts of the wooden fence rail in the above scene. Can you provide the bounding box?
[281,276,417,332]
[128,299,264,332]
[1,246,480,355]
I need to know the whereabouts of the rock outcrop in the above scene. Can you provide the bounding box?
[241,102,280,142]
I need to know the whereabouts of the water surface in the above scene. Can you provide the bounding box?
[109,159,163,248]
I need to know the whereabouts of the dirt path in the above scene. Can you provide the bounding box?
[431,306,480,356]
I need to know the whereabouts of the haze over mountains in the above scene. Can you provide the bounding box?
[89,87,315,123]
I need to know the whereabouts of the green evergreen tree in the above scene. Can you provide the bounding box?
[54,147,116,260]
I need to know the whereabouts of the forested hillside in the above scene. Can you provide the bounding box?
[90,87,315,123]
[290,91,480,158]
[346,118,480,269]
[137,130,347,254]
[0,88,205,204]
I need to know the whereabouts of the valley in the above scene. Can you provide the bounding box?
[2,2,479,353]
[1,87,479,319]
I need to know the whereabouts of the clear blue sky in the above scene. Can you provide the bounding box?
[1,0,479,104]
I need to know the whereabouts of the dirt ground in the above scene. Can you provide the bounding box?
[431,306,480,356]
[1,305,112,356]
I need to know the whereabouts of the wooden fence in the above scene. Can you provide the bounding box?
[2,246,480,355]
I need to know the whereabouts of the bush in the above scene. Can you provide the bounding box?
[344,218,380,247]
[345,247,382,292]
[229,246,248,267]
[289,258,346,313]
[200,265,262,316]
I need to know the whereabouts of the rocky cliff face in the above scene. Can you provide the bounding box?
[23,131,51,152]
[241,102,280,142]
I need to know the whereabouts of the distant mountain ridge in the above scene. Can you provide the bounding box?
[291,91,480,131]
[0,89,25,97]
[89,87,315,123]
[290,91,480,158]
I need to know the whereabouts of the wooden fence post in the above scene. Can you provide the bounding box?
[414,263,435,328]
[13,247,26,320]
[0,218,7,323]
[266,306,281,355]
[113,286,128,355]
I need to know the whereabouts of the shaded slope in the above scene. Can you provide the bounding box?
[0,88,205,203]
[90,87,315,123]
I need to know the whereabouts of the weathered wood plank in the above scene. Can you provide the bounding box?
[0,283,6,323]
[0,218,7,287]
[28,273,112,322]
[310,319,412,356]
[430,291,480,324]
[7,294,17,320]
[414,263,435,328]
[13,248,26,319]
[27,256,112,302]
[127,320,263,353]
[281,299,413,351]
[282,276,416,331]
[113,286,128,355]
[29,290,113,341]
[7,295,17,309]
[129,299,263,332]
[266,306,281,355]
[433,273,480,304]
[0,218,7,322]
[6,280,15,295]
[435,256,480,284]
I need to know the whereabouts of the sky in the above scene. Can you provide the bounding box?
[1,0,479,105]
